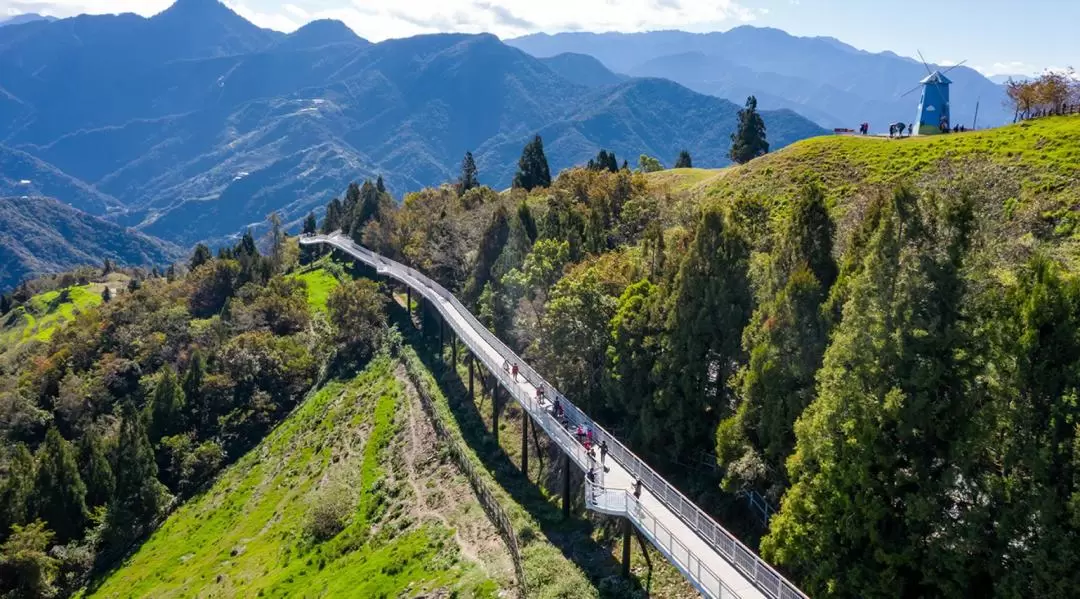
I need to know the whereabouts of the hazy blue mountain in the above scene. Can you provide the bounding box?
[0,195,180,291]
[539,53,627,88]
[0,13,56,27]
[0,146,122,215]
[0,2,825,246]
[508,27,1011,130]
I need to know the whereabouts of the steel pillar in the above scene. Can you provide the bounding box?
[562,452,571,520]
[468,356,474,398]
[406,287,411,319]
[622,517,633,578]
[492,381,500,444]
[520,412,529,476]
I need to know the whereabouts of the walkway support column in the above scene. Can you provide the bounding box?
[520,412,529,477]
[406,287,411,319]
[622,517,632,578]
[562,453,571,520]
[468,356,474,399]
[439,316,444,355]
[451,336,458,366]
[492,381,500,444]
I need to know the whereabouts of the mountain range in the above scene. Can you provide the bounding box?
[0,13,55,27]
[0,0,825,250]
[507,29,1012,131]
[0,195,180,290]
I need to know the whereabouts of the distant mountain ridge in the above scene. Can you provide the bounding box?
[0,195,180,291]
[0,2,826,247]
[0,13,55,27]
[507,27,1011,130]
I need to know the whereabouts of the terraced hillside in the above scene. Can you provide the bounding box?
[84,356,515,598]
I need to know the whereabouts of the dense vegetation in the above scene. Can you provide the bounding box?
[0,228,349,596]
[323,116,1080,598]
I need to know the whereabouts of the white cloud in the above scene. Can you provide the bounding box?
[973,60,1039,77]
[0,0,758,40]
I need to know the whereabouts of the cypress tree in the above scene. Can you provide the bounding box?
[464,206,511,303]
[183,351,207,434]
[78,429,114,509]
[460,151,479,195]
[376,175,386,194]
[351,180,381,241]
[512,135,551,191]
[674,150,693,168]
[342,182,361,217]
[147,367,185,442]
[110,408,167,530]
[0,444,35,537]
[33,429,88,543]
[729,96,769,164]
[189,244,212,271]
[320,198,342,233]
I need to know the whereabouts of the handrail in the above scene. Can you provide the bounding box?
[301,233,809,599]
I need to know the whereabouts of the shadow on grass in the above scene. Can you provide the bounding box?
[386,295,650,596]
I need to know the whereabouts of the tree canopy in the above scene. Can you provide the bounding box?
[729,96,769,164]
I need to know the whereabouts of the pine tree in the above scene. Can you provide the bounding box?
[512,135,551,191]
[166,264,176,282]
[101,286,112,303]
[103,258,114,275]
[267,211,285,272]
[189,243,212,271]
[729,96,769,164]
[459,151,479,195]
[78,430,114,509]
[237,229,258,258]
[110,408,167,531]
[342,182,362,217]
[2,293,13,314]
[674,150,693,168]
[303,211,318,236]
[147,367,186,442]
[33,429,88,543]
[376,175,386,194]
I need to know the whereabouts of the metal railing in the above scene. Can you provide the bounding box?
[301,233,809,599]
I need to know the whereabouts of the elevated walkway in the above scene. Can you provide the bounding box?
[300,233,808,599]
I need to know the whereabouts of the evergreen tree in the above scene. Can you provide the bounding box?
[101,286,112,306]
[517,201,538,244]
[33,429,88,543]
[103,258,114,275]
[267,211,285,272]
[717,187,836,497]
[237,229,258,258]
[621,159,629,171]
[464,206,511,304]
[376,175,386,194]
[189,244,212,271]
[342,182,362,217]
[762,187,975,597]
[0,444,35,538]
[166,264,176,282]
[321,197,344,234]
[674,150,693,168]
[350,180,381,241]
[512,135,551,191]
[110,408,167,531]
[147,367,185,442]
[78,429,114,509]
[588,149,619,173]
[459,151,479,195]
[303,211,318,236]
[606,279,667,447]
[183,351,208,434]
[729,96,769,164]
[0,293,10,315]
[0,520,59,598]
[659,208,752,460]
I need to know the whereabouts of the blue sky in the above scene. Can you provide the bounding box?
[2,0,1074,76]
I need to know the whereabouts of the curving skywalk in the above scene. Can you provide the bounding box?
[299,232,808,599]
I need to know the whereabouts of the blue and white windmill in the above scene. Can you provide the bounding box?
[902,52,966,135]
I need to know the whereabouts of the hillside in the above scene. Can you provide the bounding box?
[0,146,122,215]
[330,114,1080,598]
[0,195,180,291]
[507,27,1011,130]
[85,356,513,598]
[0,1,825,246]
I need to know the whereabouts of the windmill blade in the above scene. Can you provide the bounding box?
[900,83,923,98]
[941,59,968,75]
[917,50,934,76]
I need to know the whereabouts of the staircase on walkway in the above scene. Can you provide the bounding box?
[300,232,809,599]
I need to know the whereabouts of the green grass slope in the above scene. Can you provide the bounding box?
[85,356,511,599]
[649,116,1080,270]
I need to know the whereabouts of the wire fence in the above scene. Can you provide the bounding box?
[303,233,809,599]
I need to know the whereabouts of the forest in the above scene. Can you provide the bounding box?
[316,130,1080,598]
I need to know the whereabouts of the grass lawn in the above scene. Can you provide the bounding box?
[291,267,340,313]
[0,283,104,353]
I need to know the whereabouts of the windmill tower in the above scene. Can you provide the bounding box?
[902,52,966,135]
